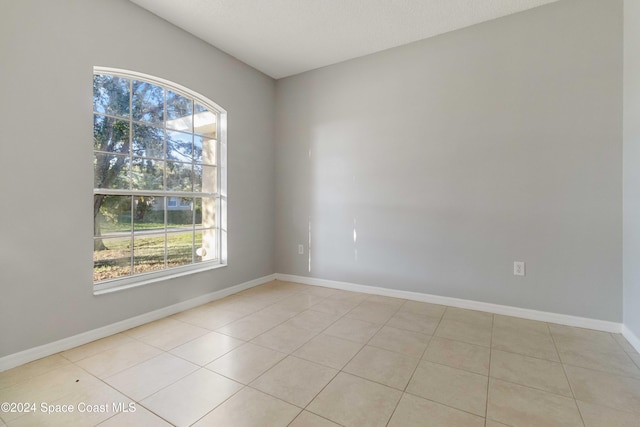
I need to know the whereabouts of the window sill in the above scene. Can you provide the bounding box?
[93,262,227,295]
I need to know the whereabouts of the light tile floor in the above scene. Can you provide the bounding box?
[1,280,639,426]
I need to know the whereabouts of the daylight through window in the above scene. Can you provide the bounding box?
[93,68,226,291]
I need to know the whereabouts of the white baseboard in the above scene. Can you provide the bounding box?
[622,325,640,354]
[0,274,276,373]
[276,273,622,334]
[3,272,631,373]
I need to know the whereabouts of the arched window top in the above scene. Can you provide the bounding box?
[92,67,227,294]
[94,66,227,117]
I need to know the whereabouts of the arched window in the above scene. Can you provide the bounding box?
[93,67,227,293]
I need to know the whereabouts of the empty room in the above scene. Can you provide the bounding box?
[1,0,640,425]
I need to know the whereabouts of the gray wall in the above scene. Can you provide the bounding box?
[0,0,276,357]
[275,0,623,321]
[624,0,640,338]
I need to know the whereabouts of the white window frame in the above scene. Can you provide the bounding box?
[93,67,227,295]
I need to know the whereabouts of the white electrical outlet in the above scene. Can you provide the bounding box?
[514,261,525,276]
[298,244,304,255]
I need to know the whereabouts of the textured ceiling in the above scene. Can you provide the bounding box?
[129,0,560,79]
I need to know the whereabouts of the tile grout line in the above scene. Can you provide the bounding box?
[547,322,587,427]
[132,283,328,426]
[383,303,447,427]
[485,313,494,427]
[227,290,387,425]
[295,294,405,426]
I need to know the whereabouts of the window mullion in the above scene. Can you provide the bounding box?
[93,68,226,288]
[129,78,134,276]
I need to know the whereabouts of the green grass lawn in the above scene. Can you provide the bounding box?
[100,222,193,233]
[93,231,207,282]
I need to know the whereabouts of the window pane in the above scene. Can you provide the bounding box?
[194,165,216,193]
[132,81,164,125]
[94,153,130,189]
[94,115,130,153]
[194,103,216,138]
[195,229,216,262]
[194,135,216,165]
[195,198,216,229]
[166,161,193,192]
[133,196,164,232]
[167,231,194,268]
[134,233,166,274]
[133,123,164,159]
[93,70,223,284]
[93,75,130,117]
[167,130,192,162]
[167,198,193,230]
[95,195,131,237]
[93,236,132,282]
[132,158,164,190]
[166,91,193,132]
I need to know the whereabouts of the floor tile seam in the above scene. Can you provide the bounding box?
[350,298,405,318]
[488,374,578,401]
[246,301,362,353]
[340,350,420,385]
[24,359,143,420]
[303,406,350,427]
[488,345,564,364]
[137,329,213,353]
[441,313,494,330]
[59,334,152,365]
[132,407,176,427]
[288,306,354,338]
[220,339,289,363]
[438,317,494,331]
[397,310,447,323]
[123,317,200,341]
[169,309,253,331]
[262,295,333,314]
[401,389,488,419]
[491,324,553,339]
[433,333,492,349]
[0,358,75,388]
[142,382,246,427]
[129,365,244,407]
[166,337,248,368]
[285,410,346,427]
[557,355,640,380]
[201,362,264,386]
[545,323,587,427]
[247,371,339,411]
[554,342,633,359]
[559,357,640,383]
[609,332,637,355]
[366,335,432,360]
[484,315,494,421]
[301,370,403,427]
[101,357,202,403]
[211,314,291,342]
[399,308,445,395]
[71,346,162,382]
[248,322,324,353]
[573,398,640,417]
[58,334,138,364]
[630,354,640,371]
[491,347,562,365]
[322,324,382,345]
[418,356,489,377]
[245,359,343,412]
[486,416,515,427]
[384,311,444,427]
